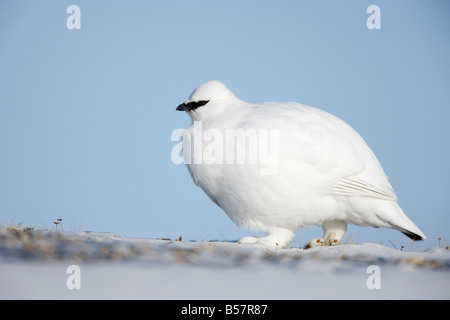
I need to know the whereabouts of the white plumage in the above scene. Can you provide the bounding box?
[176,81,426,249]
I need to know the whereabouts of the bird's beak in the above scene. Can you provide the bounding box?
[176,103,187,111]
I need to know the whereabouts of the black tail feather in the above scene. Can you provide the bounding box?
[401,230,424,241]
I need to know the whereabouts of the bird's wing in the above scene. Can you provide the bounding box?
[273,103,398,201]
[322,113,398,201]
[236,102,399,202]
[334,177,398,201]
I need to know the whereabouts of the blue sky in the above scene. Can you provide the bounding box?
[0,1,449,250]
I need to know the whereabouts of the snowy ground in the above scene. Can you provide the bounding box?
[0,228,449,300]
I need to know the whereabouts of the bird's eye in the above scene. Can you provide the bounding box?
[185,100,210,110]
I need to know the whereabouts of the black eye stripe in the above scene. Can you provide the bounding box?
[184,100,210,110]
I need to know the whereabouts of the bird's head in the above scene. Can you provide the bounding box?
[176,81,239,121]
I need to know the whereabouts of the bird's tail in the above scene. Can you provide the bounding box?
[386,202,426,241]
[397,226,426,241]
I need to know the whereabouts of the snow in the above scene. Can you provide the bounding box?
[0,229,449,299]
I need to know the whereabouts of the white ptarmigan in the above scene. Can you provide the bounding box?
[176,81,426,249]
